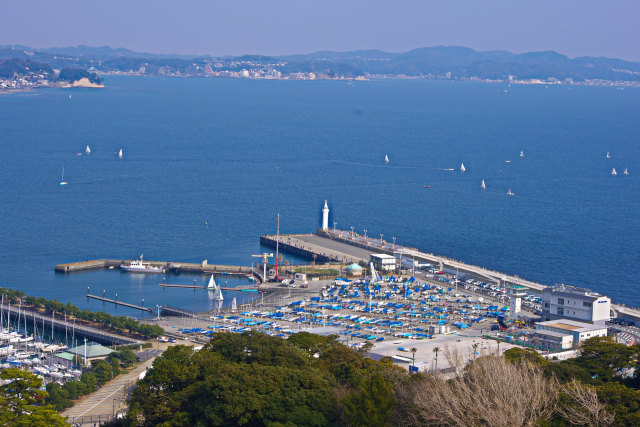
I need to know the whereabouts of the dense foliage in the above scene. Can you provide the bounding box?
[58,67,102,84]
[106,333,640,426]
[0,368,67,426]
[117,332,403,426]
[45,349,137,411]
[0,287,164,338]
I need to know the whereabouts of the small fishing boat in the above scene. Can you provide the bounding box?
[384,154,389,164]
[606,152,611,159]
[507,188,514,196]
[59,167,67,186]
[481,180,486,191]
[623,168,629,175]
[612,168,617,176]
[460,162,466,172]
[520,150,524,157]
[505,160,511,163]
[423,185,430,189]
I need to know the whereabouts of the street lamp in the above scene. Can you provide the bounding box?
[363,229,367,239]
[379,234,384,245]
[333,222,337,232]
[350,226,354,238]
[392,236,396,250]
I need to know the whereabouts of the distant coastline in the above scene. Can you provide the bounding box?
[2,44,640,88]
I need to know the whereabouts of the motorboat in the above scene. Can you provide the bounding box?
[120,254,165,273]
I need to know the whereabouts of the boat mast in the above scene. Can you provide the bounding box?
[275,213,280,281]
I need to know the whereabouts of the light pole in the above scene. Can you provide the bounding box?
[350,227,354,239]
[333,222,337,233]
[379,234,384,246]
[392,236,396,250]
[364,229,367,239]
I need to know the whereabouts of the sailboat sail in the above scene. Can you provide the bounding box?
[213,286,224,301]
[118,148,123,159]
[384,154,389,164]
[231,297,237,312]
[207,274,217,290]
[520,150,524,157]
[623,168,629,175]
[59,167,67,186]
[612,168,617,176]
[481,180,486,191]
[606,152,611,159]
[507,188,514,196]
[460,162,466,172]
[85,145,91,154]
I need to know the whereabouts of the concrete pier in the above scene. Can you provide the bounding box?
[55,259,261,282]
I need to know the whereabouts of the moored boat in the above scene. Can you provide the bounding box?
[120,254,165,273]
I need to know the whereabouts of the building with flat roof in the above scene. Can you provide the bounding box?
[533,330,574,352]
[370,254,396,271]
[536,319,607,348]
[541,284,610,324]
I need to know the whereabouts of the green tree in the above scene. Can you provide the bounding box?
[0,368,67,426]
[342,372,396,427]
[433,346,440,369]
[575,336,637,383]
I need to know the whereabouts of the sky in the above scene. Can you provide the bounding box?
[1,0,639,61]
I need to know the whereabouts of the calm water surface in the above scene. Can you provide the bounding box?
[0,77,638,315]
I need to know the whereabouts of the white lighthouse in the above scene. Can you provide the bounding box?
[322,200,329,231]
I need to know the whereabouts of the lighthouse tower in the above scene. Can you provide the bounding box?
[322,200,329,230]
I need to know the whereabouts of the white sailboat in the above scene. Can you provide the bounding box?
[59,167,67,186]
[460,162,466,172]
[481,179,486,191]
[623,168,629,175]
[118,148,123,159]
[384,154,389,164]
[231,297,237,313]
[520,150,524,157]
[606,152,611,159]
[612,168,617,176]
[207,274,217,291]
[212,286,224,301]
[85,145,91,154]
[507,188,514,196]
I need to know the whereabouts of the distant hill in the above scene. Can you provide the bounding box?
[1,44,639,82]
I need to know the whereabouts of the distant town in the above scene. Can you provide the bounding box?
[2,44,640,92]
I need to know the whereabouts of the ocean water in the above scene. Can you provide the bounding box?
[0,76,638,316]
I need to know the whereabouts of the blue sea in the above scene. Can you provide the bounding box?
[0,76,638,317]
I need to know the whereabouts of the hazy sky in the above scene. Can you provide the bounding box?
[2,0,639,61]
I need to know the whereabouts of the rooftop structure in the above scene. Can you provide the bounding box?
[541,284,611,324]
[536,318,607,348]
[370,254,396,271]
[67,341,114,363]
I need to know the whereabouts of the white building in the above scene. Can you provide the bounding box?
[533,330,574,352]
[370,254,396,271]
[536,319,608,349]
[541,284,611,324]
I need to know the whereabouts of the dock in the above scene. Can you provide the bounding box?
[0,304,137,345]
[55,259,262,283]
[86,294,152,312]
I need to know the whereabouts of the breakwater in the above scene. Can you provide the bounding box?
[55,259,261,282]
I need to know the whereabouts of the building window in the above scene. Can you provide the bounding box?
[557,307,564,315]
[544,303,550,308]
[557,298,564,305]
[583,302,592,308]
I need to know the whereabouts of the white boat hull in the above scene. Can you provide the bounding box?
[120,265,165,273]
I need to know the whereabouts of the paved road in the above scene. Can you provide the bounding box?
[62,356,158,421]
[280,234,372,263]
